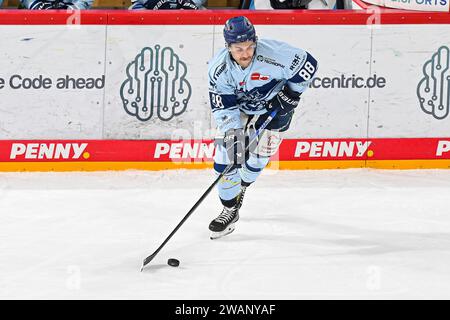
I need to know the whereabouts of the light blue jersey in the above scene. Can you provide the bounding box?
[21,0,93,9]
[208,38,318,133]
[209,38,318,205]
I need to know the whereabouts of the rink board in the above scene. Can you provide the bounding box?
[362,0,450,12]
[0,138,449,171]
[0,11,450,170]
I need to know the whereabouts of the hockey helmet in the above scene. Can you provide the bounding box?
[223,16,257,45]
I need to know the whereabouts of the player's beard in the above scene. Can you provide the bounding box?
[230,50,254,69]
[239,58,252,68]
[236,54,255,69]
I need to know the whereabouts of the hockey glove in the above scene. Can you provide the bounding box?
[223,128,246,168]
[53,2,77,9]
[143,0,198,9]
[268,85,301,114]
[30,1,55,9]
[179,0,199,9]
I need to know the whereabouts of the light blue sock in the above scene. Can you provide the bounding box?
[214,163,242,207]
[239,153,270,186]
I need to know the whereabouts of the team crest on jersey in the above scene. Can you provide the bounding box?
[237,87,267,111]
[250,73,270,81]
[236,78,282,112]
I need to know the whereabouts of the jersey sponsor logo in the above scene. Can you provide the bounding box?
[417,46,450,120]
[10,143,89,160]
[294,140,372,158]
[213,63,227,82]
[250,73,270,81]
[256,55,285,68]
[120,45,192,122]
[289,54,305,72]
[437,140,450,156]
[154,142,215,160]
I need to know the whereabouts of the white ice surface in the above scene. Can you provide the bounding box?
[1,169,450,299]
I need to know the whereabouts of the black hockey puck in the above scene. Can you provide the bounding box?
[168,258,180,267]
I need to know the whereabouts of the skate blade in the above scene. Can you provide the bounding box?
[210,224,235,240]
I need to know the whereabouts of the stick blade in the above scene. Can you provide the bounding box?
[140,253,156,272]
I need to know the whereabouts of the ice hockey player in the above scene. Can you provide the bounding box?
[208,16,318,239]
[21,0,92,9]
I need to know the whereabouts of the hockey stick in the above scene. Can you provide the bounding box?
[140,108,279,271]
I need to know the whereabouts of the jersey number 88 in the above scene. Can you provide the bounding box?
[298,61,316,81]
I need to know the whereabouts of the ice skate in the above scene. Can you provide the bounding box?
[209,205,239,240]
[209,186,246,240]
